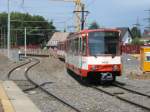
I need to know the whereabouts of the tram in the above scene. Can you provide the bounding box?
[65,29,122,82]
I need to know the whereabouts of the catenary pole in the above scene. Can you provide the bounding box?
[7,0,10,58]
[81,4,84,30]
[24,27,27,57]
[0,27,2,48]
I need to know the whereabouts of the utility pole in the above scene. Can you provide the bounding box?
[0,27,3,48]
[7,0,11,58]
[4,28,6,48]
[74,3,89,31]
[81,4,84,30]
[81,4,89,30]
[24,27,27,57]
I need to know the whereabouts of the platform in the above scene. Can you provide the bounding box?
[0,81,41,112]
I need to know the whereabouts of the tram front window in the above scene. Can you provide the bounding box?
[88,31,119,56]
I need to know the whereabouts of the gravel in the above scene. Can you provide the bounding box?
[118,54,150,95]
[27,57,149,112]
[0,54,150,112]
[0,54,26,80]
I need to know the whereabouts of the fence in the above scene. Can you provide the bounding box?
[121,44,150,54]
[121,45,141,54]
[0,48,52,59]
[19,48,50,57]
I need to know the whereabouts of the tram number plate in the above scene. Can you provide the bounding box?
[101,73,113,81]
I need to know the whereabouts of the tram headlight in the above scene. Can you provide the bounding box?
[113,65,119,71]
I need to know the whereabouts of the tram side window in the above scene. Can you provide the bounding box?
[68,40,71,53]
[67,40,70,53]
[74,38,78,55]
[71,40,74,54]
[82,37,87,55]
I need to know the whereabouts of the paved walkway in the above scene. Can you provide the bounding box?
[0,81,41,112]
[0,101,4,112]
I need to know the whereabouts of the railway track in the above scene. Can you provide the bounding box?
[7,57,81,112]
[7,58,31,79]
[7,57,150,112]
[59,57,150,111]
[113,81,150,98]
[92,83,150,111]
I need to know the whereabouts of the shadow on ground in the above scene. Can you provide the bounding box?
[66,69,117,87]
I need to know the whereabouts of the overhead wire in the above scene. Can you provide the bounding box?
[82,0,97,29]
[86,0,96,8]
[19,0,75,31]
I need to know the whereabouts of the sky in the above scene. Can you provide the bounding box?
[0,0,150,32]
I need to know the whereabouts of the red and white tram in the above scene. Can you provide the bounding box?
[65,29,122,82]
[57,41,66,60]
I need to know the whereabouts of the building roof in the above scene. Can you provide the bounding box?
[46,32,70,46]
[117,27,133,39]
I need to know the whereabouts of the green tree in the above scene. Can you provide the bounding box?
[0,12,56,47]
[88,21,100,29]
[131,37,144,45]
[131,27,141,38]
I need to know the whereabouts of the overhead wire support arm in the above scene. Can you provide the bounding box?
[73,3,89,30]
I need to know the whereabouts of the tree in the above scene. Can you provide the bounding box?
[88,21,100,29]
[131,27,141,38]
[0,12,56,47]
[131,37,144,45]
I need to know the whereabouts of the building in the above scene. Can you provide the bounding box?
[46,32,70,49]
[117,27,133,45]
[141,34,150,45]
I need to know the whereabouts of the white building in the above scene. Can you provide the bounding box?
[117,27,133,45]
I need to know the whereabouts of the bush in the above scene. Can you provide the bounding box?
[131,37,144,45]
